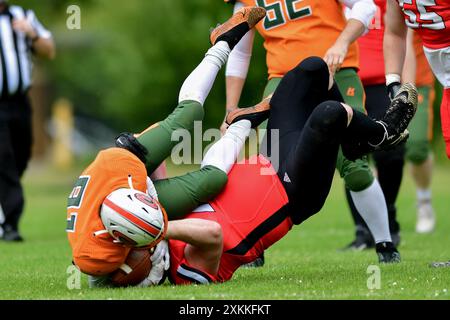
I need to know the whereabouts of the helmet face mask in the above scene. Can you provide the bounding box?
[100,188,167,248]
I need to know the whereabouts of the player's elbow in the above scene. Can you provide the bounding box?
[204,221,223,248]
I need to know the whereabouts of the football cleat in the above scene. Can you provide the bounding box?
[210,6,266,50]
[226,96,271,128]
[376,242,401,264]
[416,201,436,233]
[1,225,23,242]
[340,228,375,251]
[369,83,418,150]
[241,254,265,268]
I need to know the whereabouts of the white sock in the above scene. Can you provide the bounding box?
[178,41,231,105]
[201,120,251,174]
[417,188,432,203]
[350,179,392,244]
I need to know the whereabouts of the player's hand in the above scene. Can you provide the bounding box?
[138,259,166,287]
[387,82,401,101]
[13,19,37,39]
[151,240,170,271]
[324,42,348,76]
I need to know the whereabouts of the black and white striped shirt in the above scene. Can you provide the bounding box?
[0,5,52,98]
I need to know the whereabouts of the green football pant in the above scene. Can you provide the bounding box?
[136,101,228,219]
[405,86,435,164]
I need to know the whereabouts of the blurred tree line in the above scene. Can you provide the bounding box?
[12,0,448,160]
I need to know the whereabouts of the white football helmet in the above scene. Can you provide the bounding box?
[100,188,167,248]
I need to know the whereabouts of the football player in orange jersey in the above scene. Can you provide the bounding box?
[67,6,269,283]
[221,0,396,266]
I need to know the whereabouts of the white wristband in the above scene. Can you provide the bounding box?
[386,74,401,86]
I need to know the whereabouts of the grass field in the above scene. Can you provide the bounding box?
[0,160,449,300]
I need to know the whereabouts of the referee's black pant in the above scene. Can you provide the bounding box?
[0,94,32,233]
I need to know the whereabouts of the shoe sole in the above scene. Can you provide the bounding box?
[210,6,266,45]
[226,97,271,127]
[395,83,418,109]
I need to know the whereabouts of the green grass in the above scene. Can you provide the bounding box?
[0,162,449,300]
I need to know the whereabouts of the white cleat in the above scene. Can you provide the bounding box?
[416,202,436,233]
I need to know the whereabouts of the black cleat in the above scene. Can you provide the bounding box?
[226,96,271,128]
[370,83,418,150]
[1,225,24,242]
[376,242,401,263]
[341,229,375,251]
[210,6,266,50]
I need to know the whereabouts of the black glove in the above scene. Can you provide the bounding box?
[387,81,401,101]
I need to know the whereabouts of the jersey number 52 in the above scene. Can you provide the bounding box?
[257,0,312,30]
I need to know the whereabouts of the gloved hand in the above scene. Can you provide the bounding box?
[137,240,170,287]
[386,74,401,101]
[137,258,166,287]
[151,240,170,271]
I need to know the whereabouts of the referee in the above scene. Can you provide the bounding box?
[0,0,55,241]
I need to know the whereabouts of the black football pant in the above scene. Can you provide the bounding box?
[262,57,384,224]
[0,94,32,232]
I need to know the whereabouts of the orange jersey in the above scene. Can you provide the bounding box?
[226,0,359,78]
[66,148,148,276]
[413,31,435,87]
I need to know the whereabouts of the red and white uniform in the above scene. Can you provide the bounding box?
[168,156,291,285]
[397,0,450,157]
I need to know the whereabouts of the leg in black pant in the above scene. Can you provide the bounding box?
[263,57,403,262]
[0,96,32,241]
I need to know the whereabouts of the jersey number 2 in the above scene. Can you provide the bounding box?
[256,0,312,30]
[402,0,445,30]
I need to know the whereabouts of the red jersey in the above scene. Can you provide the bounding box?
[168,156,291,285]
[397,0,450,49]
[358,0,386,85]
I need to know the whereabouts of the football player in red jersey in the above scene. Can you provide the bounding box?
[384,0,450,158]
[162,57,418,285]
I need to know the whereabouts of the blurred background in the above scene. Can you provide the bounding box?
[20,0,269,168]
[13,0,449,167]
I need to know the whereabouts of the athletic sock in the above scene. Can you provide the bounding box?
[178,41,231,105]
[201,120,251,174]
[350,179,392,244]
[417,188,432,204]
[345,109,386,146]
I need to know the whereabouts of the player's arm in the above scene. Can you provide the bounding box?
[401,29,417,85]
[222,0,255,133]
[384,0,408,98]
[325,0,376,74]
[166,219,223,276]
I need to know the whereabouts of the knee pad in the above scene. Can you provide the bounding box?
[406,140,430,164]
[339,156,374,191]
[115,133,148,164]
